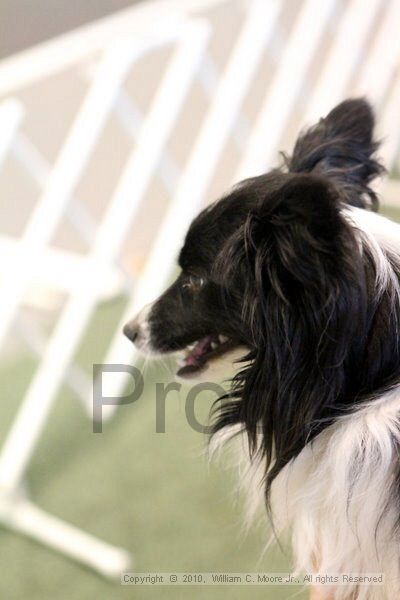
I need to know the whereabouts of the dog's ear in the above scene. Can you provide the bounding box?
[286,98,384,209]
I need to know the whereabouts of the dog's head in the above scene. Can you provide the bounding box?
[124,98,396,490]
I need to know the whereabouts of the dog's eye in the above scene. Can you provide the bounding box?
[182,275,205,292]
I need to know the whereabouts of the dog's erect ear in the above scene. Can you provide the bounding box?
[286,98,384,209]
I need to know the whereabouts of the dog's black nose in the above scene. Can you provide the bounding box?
[123,321,139,343]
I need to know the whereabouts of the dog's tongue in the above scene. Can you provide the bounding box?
[176,335,216,377]
[186,336,214,365]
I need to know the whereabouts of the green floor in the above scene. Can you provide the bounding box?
[1,204,399,600]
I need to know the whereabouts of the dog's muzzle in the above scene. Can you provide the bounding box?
[123,304,153,352]
[123,320,140,343]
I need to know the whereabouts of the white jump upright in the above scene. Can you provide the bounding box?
[0,37,143,577]
[0,99,24,165]
[0,7,211,577]
[236,0,337,180]
[0,0,400,579]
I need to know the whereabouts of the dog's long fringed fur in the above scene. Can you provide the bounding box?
[124,99,400,599]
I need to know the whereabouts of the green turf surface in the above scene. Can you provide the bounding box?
[1,204,399,599]
[0,299,306,600]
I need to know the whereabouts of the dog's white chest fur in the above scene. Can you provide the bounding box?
[230,386,400,600]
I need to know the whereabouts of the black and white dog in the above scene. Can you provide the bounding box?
[124,99,400,600]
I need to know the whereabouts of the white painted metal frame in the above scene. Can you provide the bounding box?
[304,0,384,122]
[0,19,211,491]
[0,100,24,164]
[1,0,400,580]
[0,8,213,577]
[236,0,338,180]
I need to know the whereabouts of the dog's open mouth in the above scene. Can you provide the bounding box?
[177,335,237,378]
